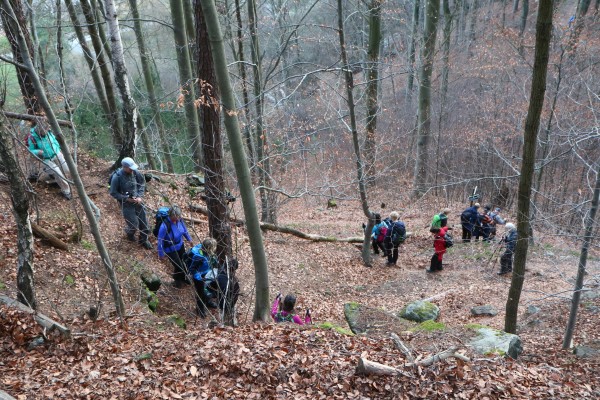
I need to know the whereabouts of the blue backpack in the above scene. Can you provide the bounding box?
[388,221,406,245]
[152,206,171,238]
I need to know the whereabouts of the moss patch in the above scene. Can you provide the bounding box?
[465,323,490,330]
[412,320,446,332]
[319,322,354,336]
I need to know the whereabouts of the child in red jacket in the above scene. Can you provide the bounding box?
[427,227,448,273]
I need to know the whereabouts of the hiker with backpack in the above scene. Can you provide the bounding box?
[157,205,193,288]
[478,205,495,242]
[188,238,219,317]
[370,213,389,257]
[488,207,506,241]
[427,226,450,273]
[431,208,451,229]
[109,157,152,249]
[271,293,312,325]
[27,117,72,200]
[498,223,518,275]
[460,203,480,243]
[384,211,406,266]
[206,258,240,314]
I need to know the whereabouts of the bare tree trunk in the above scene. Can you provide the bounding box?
[563,163,600,348]
[182,0,197,70]
[504,0,552,334]
[1,0,126,318]
[364,0,381,184]
[234,0,256,169]
[0,0,40,115]
[128,0,173,172]
[407,0,420,100]
[199,0,271,322]
[25,0,47,93]
[248,0,275,223]
[519,0,529,36]
[103,0,139,163]
[79,0,124,147]
[0,114,36,309]
[338,0,375,267]
[196,3,235,325]
[412,0,440,196]
[64,0,111,120]
[169,0,203,171]
[232,0,255,168]
[440,0,452,105]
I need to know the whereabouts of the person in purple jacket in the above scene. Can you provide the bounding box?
[271,293,312,325]
[157,205,193,288]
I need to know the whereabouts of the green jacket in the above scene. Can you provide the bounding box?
[28,127,61,160]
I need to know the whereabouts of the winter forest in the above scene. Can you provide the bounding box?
[0,0,599,397]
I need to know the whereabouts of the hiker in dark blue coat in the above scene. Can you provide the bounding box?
[384,211,406,266]
[498,223,518,275]
[157,206,193,288]
[189,238,219,317]
[109,157,152,249]
[460,203,480,243]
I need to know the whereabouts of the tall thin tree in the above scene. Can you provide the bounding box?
[199,0,271,322]
[0,113,36,309]
[412,0,440,196]
[504,0,553,334]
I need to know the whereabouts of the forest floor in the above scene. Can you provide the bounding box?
[1,153,600,399]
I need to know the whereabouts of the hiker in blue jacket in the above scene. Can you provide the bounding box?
[460,203,480,243]
[498,223,518,275]
[384,211,406,266]
[157,206,193,288]
[109,157,152,249]
[189,238,219,317]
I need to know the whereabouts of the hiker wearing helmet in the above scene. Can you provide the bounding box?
[498,223,517,275]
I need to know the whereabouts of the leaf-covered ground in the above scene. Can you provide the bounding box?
[1,154,599,398]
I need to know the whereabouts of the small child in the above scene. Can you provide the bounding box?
[271,293,312,325]
[427,226,448,273]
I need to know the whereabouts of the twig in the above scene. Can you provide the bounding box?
[390,332,415,362]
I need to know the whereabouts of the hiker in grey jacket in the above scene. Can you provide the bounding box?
[498,223,517,275]
[109,157,152,249]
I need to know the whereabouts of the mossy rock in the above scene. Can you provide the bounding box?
[141,272,162,293]
[343,302,414,336]
[166,314,186,329]
[468,326,523,359]
[399,300,440,323]
[146,289,159,312]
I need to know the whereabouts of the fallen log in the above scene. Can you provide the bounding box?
[189,204,363,242]
[422,289,455,303]
[355,358,411,377]
[31,222,69,251]
[356,347,470,376]
[0,294,71,337]
[390,332,414,362]
[0,389,16,400]
[407,346,470,367]
[2,111,72,127]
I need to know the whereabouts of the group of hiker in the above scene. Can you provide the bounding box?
[369,203,517,276]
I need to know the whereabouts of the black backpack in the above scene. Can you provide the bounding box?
[107,168,120,188]
[444,232,454,248]
[389,221,406,245]
[153,206,171,238]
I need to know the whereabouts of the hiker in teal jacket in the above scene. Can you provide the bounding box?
[28,118,72,200]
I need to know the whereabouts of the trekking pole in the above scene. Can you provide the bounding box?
[484,243,502,271]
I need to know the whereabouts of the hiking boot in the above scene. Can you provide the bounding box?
[206,300,218,309]
[140,241,153,250]
[62,192,72,200]
[497,270,511,275]
[426,269,435,273]
[171,280,184,289]
[126,234,136,242]
[28,173,39,182]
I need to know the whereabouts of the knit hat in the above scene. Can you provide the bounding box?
[505,223,516,231]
